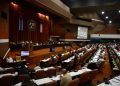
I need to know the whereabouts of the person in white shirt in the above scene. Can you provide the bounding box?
[0,67,4,71]
[6,56,14,63]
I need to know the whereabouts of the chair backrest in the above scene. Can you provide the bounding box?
[45,60,52,67]
[46,68,56,77]
[79,72,90,85]
[0,70,4,74]
[5,68,15,74]
[89,69,98,80]
[18,74,30,82]
[34,70,47,79]
[45,81,58,86]
[0,75,13,86]
[68,78,79,86]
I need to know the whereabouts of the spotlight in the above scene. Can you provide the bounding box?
[11,2,18,7]
[105,16,108,19]
[109,20,112,24]
[101,11,105,14]
[119,10,120,13]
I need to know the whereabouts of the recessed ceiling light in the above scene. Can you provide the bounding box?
[109,20,112,24]
[119,10,120,13]
[101,11,105,14]
[105,16,108,19]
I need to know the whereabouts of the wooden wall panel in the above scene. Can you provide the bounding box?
[96,26,118,34]
[52,20,65,38]
[0,0,9,57]
[9,1,51,43]
[65,32,76,39]
[0,43,9,57]
[0,0,9,39]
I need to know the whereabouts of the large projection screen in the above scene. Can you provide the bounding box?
[77,26,88,39]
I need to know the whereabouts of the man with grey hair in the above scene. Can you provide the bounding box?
[60,69,72,86]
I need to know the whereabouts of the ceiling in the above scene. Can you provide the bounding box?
[61,0,120,26]
[61,0,120,8]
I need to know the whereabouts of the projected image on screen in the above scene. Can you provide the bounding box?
[21,51,29,56]
[77,26,88,39]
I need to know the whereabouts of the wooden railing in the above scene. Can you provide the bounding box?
[3,48,10,59]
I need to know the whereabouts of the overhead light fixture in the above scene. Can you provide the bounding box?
[91,18,104,22]
[119,10,120,13]
[109,20,112,24]
[46,16,49,20]
[11,2,18,8]
[101,11,105,14]
[105,16,108,19]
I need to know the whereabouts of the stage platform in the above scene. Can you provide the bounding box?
[8,46,79,65]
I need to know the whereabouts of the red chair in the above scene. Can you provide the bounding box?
[46,68,56,77]
[0,75,14,86]
[68,78,79,86]
[79,72,90,85]
[18,74,30,82]
[5,67,15,74]
[34,70,47,79]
